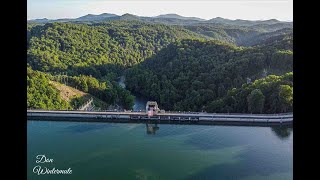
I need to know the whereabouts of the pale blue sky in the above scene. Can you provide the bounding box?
[27,0,293,21]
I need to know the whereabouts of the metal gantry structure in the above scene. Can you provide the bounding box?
[78,98,94,111]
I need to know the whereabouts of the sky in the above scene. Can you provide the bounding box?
[27,0,293,21]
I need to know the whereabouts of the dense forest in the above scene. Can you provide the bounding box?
[27,66,134,110]
[27,15,293,113]
[27,21,205,76]
[125,39,292,113]
[184,23,292,46]
[206,72,293,113]
[27,21,205,110]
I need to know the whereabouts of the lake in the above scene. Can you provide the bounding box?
[27,121,292,180]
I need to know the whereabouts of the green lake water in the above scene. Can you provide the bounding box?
[27,121,292,180]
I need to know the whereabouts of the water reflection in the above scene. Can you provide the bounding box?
[271,126,293,139]
[143,123,293,140]
[62,123,111,133]
[145,123,160,135]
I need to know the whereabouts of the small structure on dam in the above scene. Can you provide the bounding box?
[146,101,159,116]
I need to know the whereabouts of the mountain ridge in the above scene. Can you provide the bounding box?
[28,13,292,25]
[155,13,206,21]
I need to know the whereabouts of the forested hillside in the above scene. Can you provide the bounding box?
[27,21,206,110]
[184,24,292,46]
[27,67,71,110]
[206,72,293,113]
[27,66,134,110]
[27,21,205,77]
[125,39,292,113]
[27,17,293,113]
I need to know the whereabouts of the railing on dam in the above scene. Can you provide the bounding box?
[27,108,292,116]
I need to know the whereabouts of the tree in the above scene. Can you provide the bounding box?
[247,89,265,113]
[278,85,293,112]
[218,84,226,97]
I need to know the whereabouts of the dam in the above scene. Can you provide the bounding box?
[27,109,293,126]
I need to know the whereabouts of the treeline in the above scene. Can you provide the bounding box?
[125,39,292,113]
[206,72,293,113]
[27,67,71,110]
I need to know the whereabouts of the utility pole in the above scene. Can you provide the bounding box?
[66,72,68,86]
[63,72,66,85]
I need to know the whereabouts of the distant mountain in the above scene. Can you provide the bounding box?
[184,22,292,46]
[30,18,50,23]
[249,22,293,32]
[28,13,292,28]
[208,17,286,26]
[249,28,293,49]
[110,13,141,21]
[155,14,205,21]
[28,13,119,23]
[261,19,281,24]
[75,13,118,21]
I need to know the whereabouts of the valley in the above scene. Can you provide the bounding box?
[27,14,292,114]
